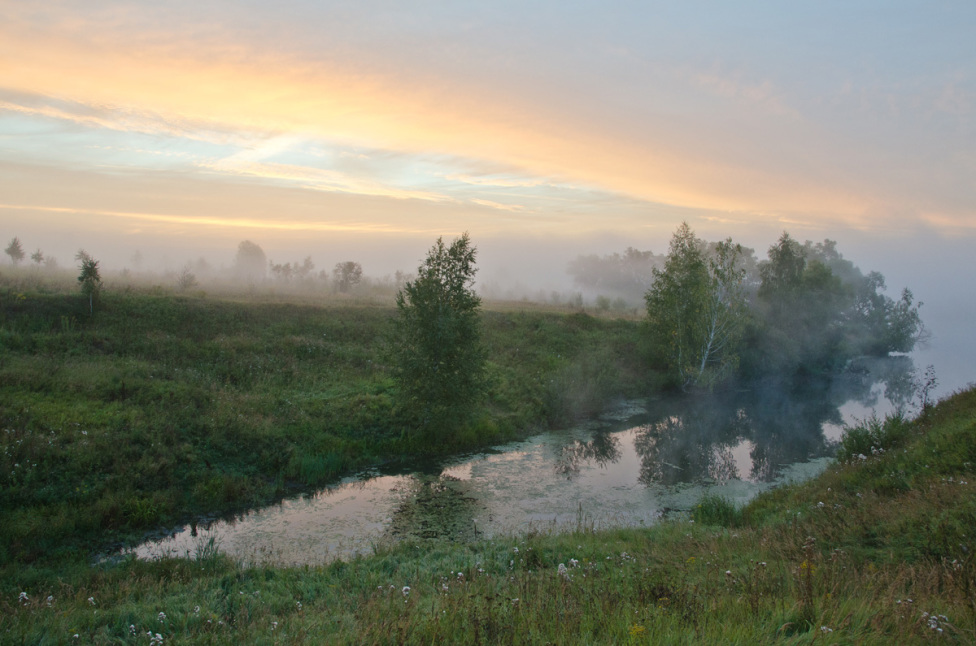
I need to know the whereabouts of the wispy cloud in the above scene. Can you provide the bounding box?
[446,174,547,189]
[0,202,436,234]
[199,158,454,203]
[470,199,526,213]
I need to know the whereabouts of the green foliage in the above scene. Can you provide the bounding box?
[692,493,743,527]
[2,371,975,643]
[75,249,102,316]
[0,275,649,561]
[5,236,25,265]
[743,233,925,377]
[644,223,746,389]
[390,233,488,439]
[835,414,913,463]
[332,260,363,293]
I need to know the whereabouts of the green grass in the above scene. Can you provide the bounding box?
[1,387,974,643]
[2,273,974,643]
[0,278,653,562]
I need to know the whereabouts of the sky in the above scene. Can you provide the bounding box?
[1,1,975,283]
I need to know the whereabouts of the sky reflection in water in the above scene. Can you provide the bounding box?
[136,355,917,565]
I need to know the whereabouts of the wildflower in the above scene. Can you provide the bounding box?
[88,597,95,606]
[511,598,519,605]
[73,634,79,639]
[513,547,519,554]
[569,558,579,568]
[401,586,410,597]
[629,624,646,637]
[129,625,136,636]
[194,605,200,614]
[157,611,166,622]
[557,563,571,580]
[271,621,278,631]
[820,626,833,633]
[817,501,824,508]
[18,591,28,604]
[296,601,302,610]
[46,595,54,606]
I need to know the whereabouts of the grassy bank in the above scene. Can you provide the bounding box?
[2,385,974,643]
[0,279,653,562]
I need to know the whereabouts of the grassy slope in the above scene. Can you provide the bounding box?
[0,281,652,561]
[2,277,974,643]
[2,388,973,644]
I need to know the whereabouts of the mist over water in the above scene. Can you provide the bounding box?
[133,351,927,566]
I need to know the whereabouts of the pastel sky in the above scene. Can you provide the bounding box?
[1,0,974,274]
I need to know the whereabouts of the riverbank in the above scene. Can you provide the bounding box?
[3,384,974,643]
[0,280,654,563]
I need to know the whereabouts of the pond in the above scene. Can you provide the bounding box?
[133,355,918,566]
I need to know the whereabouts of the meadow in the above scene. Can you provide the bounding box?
[2,270,974,643]
[0,270,652,562]
[3,384,974,643]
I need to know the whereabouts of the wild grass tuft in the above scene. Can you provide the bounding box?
[691,493,744,527]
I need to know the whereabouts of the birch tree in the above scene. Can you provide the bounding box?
[645,223,746,389]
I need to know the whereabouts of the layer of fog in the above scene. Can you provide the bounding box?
[4,223,974,396]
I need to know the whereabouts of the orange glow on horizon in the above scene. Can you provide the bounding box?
[0,16,882,224]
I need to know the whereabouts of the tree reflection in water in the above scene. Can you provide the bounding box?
[550,355,916,487]
[555,431,623,478]
[634,355,916,486]
[385,474,485,542]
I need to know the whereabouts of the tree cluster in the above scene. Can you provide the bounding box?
[568,247,664,303]
[644,224,924,390]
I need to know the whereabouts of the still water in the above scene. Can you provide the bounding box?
[135,356,918,566]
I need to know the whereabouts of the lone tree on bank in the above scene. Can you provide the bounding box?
[391,233,487,439]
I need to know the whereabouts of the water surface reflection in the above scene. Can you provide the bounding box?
[134,357,914,565]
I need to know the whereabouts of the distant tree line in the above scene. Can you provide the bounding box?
[234,240,366,294]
